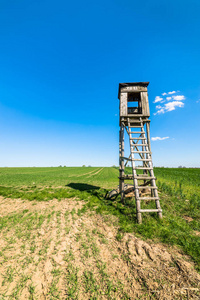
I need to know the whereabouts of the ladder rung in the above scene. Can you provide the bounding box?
[139,197,159,200]
[120,175,155,180]
[130,137,146,140]
[136,176,156,179]
[131,126,143,128]
[139,209,162,213]
[137,186,157,189]
[128,120,142,123]
[132,151,150,153]
[128,124,142,126]
[129,131,144,134]
[137,174,151,177]
[133,158,151,161]
[131,144,148,147]
[134,167,153,170]
[121,157,152,162]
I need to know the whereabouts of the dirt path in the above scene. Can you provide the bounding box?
[0,197,199,299]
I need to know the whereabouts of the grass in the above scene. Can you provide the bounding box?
[0,166,200,272]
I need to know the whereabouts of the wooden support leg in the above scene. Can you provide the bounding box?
[156,199,163,219]
[146,121,153,197]
[152,181,162,219]
[146,121,151,153]
[136,208,142,224]
[119,124,125,203]
[142,125,147,181]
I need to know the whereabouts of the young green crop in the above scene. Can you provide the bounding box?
[0,166,199,271]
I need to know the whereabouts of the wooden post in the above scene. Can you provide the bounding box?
[142,121,147,180]
[119,123,125,202]
[146,121,151,153]
[128,118,142,224]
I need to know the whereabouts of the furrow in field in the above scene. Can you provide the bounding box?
[0,197,200,299]
[68,168,101,178]
[86,167,104,177]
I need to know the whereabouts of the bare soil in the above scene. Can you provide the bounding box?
[0,196,199,299]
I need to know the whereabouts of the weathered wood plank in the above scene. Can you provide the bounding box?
[140,92,150,117]
[118,83,162,223]
[120,93,127,116]
[140,209,162,213]
[120,86,147,93]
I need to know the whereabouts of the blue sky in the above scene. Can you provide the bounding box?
[0,0,200,167]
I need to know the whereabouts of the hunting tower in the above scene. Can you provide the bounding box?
[118,82,162,223]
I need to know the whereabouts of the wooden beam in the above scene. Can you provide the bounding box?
[120,86,147,93]
[119,124,125,203]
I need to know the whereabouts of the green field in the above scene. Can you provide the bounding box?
[0,166,200,270]
[0,166,200,299]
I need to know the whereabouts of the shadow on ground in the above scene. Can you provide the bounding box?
[67,182,137,222]
[67,183,100,192]
[67,182,103,201]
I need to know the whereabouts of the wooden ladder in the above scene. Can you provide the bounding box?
[127,117,162,223]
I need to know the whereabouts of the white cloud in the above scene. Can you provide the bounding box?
[164,101,184,112]
[196,99,200,103]
[153,108,165,115]
[172,95,185,101]
[151,137,169,141]
[154,101,184,115]
[154,90,186,115]
[154,96,163,103]
[156,105,162,109]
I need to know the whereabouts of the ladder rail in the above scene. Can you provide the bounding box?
[126,117,162,223]
[138,117,162,220]
[128,118,142,224]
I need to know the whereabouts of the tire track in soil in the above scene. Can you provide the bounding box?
[68,168,101,178]
[86,167,104,178]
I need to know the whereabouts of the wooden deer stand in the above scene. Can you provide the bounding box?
[119,82,162,224]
